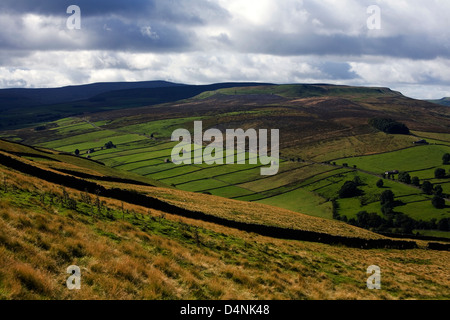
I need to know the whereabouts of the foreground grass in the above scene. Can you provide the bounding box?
[0,168,449,300]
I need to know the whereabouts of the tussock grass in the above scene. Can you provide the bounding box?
[0,189,449,300]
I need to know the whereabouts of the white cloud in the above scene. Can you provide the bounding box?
[0,0,449,99]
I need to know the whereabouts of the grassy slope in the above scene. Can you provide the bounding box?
[0,149,449,300]
[0,139,168,189]
[0,139,385,241]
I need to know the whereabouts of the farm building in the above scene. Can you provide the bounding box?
[413,139,429,145]
[384,170,399,178]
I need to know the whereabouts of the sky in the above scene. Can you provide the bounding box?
[0,0,449,99]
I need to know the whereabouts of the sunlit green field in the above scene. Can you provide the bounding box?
[335,145,450,174]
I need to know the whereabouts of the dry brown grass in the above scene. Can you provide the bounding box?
[0,153,449,300]
[134,185,386,240]
[0,191,449,300]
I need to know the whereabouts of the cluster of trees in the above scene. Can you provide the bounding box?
[421,179,447,209]
[398,172,411,184]
[336,188,449,234]
[380,190,395,215]
[369,118,410,135]
[335,173,449,234]
[104,141,116,149]
[380,168,447,208]
[396,176,447,209]
[74,141,116,156]
[376,179,384,188]
[347,211,450,234]
[338,177,364,198]
[443,153,450,165]
[435,168,448,179]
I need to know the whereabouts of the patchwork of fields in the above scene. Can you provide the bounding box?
[28,116,449,231]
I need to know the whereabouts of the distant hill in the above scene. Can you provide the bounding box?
[428,97,450,107]
[0,81,272,129]
[0,81,185,110]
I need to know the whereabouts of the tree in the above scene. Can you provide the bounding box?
[432,196,445,209]
[356,211,384,229]
[411,176,420,187]
[369,118,410,135]
[74,149,80,156]
[376,179,384,188]
[435,168,446,179]
[398,172,411,184]
[338,181,361,198]
[421,181,433,195]
[394,213,416,234]
[104,141,116,149]
[380,190,395,206]
[434,185,443,196]
[438,218,450,231]
[353,176,363,186]
[443,153,450,165]
[381,204,394,216]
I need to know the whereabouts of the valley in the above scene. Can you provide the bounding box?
[0,82,449,300]
[3,83,449,238]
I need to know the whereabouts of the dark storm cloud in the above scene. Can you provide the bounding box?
[83,17,195,52]
[0,0,229,53]
[0,0,229,24]
[0,0,154,21]
[0,0,448,59]
[233,30,450,60]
